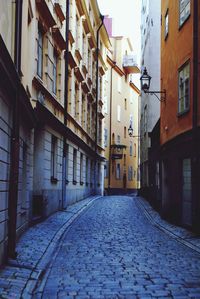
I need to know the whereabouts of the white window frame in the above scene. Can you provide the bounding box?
[37,27,43,78]
[165,9,169,38]
[117,105,121,122]
[117,76,122,93]
[178,61,190,114]
[179,0,190,27]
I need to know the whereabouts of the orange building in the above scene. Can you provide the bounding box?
[160,0,200,231]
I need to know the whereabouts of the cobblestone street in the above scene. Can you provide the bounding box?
[35,196,200,299]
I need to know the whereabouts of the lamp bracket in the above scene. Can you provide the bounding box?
[144,89,166,102]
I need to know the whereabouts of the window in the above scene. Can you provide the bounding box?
[116,163,121,180]
[104,161,109,178]
[53,51,58,95]
[179,0,190,27]
[128,166,133,181]
[90,160,93,185]
[130,141,133,156]
[130,114,133,127]
[75,82,79,119]
[65,144,69,184]
[104,95,108,114]
[86,157,88,185]
[165,10,169,38]
[117,76,121,93]
[112,133,115,144]
[134,143,137,157]
[124,98,127,110]
[124,126,126,138]
[51,135,57,181]
[80,153,83,184]
[104,128,108,147]
[37,27,43,78]
[178,62,190,114]
[117,105,121,121]
[73,149,77,184]
[117,135,120,145]
[98,163,101,186]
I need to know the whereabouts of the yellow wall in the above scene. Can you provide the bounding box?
[104,37,140,191]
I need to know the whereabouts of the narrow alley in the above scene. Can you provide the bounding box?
[34,196,200,299]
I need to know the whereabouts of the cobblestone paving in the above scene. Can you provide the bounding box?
[0,196,99,299]
[36,196,200,299]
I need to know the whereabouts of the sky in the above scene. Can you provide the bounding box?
[97,0,141,87]
[97,0,141,60]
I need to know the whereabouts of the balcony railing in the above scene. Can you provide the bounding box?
[111,144,126,160]
[123,55,140,74]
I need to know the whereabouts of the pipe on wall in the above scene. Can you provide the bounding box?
[94,14,104,190]
[62,0,70,209]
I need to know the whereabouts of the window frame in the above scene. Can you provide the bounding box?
[178,60,190,116]
[51,135,58,183]
[116,163,121,180]
[73,148,77,184]
[165,9,169,39]
[53,50,58,95]
[37,26,43,78]
[80,153,84,185]
[179,0,190,28]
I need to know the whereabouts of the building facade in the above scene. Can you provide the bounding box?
[0,1,36,261]
[160,0,200,231]
[103,29,140,194]
[0,0,110,264]
[140,0,161,199]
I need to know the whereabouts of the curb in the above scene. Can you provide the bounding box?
[20,196,101,298]
[134,196,200,255]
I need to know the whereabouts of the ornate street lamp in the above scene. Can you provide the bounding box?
[140,67,166,102]
[128,124,133,137]
[128,124,140,138]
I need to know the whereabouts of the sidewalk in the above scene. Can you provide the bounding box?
[135,195,200,254]
[0,195,101,299]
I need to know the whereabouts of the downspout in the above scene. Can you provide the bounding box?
[192,0,199,230]
[95,14,104,191]
[8,0,23,258]
[62,0,70,209]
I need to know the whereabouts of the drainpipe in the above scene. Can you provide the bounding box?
[62,0,70,209]
[95,14,104,192]
[8,0,23,259]
[192,0,199,230]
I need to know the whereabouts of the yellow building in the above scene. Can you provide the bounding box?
[104,34,140,194]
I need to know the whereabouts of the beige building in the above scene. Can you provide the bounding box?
[104,33,140,194]
[0,0,110,264]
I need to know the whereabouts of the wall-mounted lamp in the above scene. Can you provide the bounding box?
[128,124,140,138]
[140,67,166,102]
